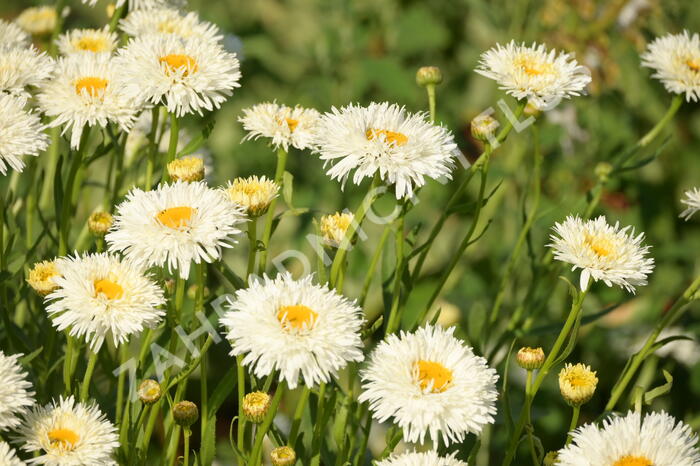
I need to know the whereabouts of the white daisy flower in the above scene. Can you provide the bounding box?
[15,6,56,36]
[119,8,222,42]
[239,102,320,151]
[358,325,498,446]
[114,34,241,117]
[548,215,654,293]
[0,45,54,97]
[82,0,185,11]
[221,273,365,389]
[56,27,118,56]
[224,175,279,217]
[45,252,166,352]
[106,181,246,278]
[377,450,468,466]
[312,102,458,199]
[0,441,24,466]
[320,212,353,247]
[37,53,139,149]
[641,31,700,102]
[475,41,591,109]
[0,351,34,431]
[0,93,49,175]
[557,410,700,466]
[680,187,700,220]
[0,19,29,47]
[16,396,119,466]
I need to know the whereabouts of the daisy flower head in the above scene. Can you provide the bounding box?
[313,102,458,199]
[475,41,591,109]
[220,273,365,389]
[56,27,118,56]
[0,45,54,96]
[641,31,700,102]
[0,93,49,175]
[167,155,205,182]
[15,6,56,36]
[239,102,320,151]
[224,175,279,217]
[548,215,654,293]
[0,351,34,431]
[680,187,700,220]
[358,325,498,445]
[17,396,119,466]
[558,363,598,407]
[106,181,246,278]
[82,0,186,11]
[27,260,61,296]
[37,53,139,149]
[320,211,353,247]
[114,34,241,117]
[0,442,24,466]
[0,19,29,47]
[557,410,700,466]
[119,8,222,42]
[45,252,166,352]
[377,450,468,466]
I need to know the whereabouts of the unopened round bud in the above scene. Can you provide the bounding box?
[416,66,443,87]
[172,401,199,427]
[471,114,499,142]
[138,379,162,404]
[242,391,271,423]
[27,260,60,296]
[516,347,545,370]
[543,451,559,466]
[270,446,296,466]
[88,211,113,236]
[167,156,205,182]
[320,212,354,248]
[225,176,279,218]
[559,363,598,407]
[594,162,613,183]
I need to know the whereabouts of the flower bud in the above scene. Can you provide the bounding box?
[225,176,279,217]
[416,66,443,87]
[88,211,113,236]
[242,391,271,424]
[320,212,354,248]
[595,162,613,183]
[270,446,296,466]
[138,379,162,404]
[167,156,205,182]
[27,260,60,296]
[543,451,559,466]
[558,363,598,407]
[471,114,499,142]
[172,401,199,427]
[516,347,545,370]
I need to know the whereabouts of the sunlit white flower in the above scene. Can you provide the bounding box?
[548,216,654,293]
[45,252,165,351]
[377,450,468,466]
[313,102,457,199]
[680,187,700,220]
[359,325,498,445]
[114,34,240,117]
[221,273,365,389]
[557,410,700,466]
[475,41,591,109]
[0,45,54,96]
[0,93,48,175]
[17,396,119,466]
[82,0,186,11]
[0,441,24,466]
[0,19,29,47]
[0,351,34,431]
[320,212,353,247]
[641,31,700,102]
[239,102,320,151]
[119,8,221,41]
[38,53,139,149]
[107,181,246,278]
[15,6,56,36]
[56,27,118,56]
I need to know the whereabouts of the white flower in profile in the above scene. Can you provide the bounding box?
[14,6,56,36]
[38,53,139,149]
[107,181,246,278]
[0,441,24,466]
[0,45,54,97]
[377,450,468,466]
[45,252,166,352]
[221,273,365,389]
[313,102,458,199]
[475,41,591,109]
[82,0,185,10]
[0,93,49,175]
[239,102,320,151]
[641,31,700,102]
[557,410,700,466]
[548,215,654,293]
[0,19,29,47]
[0,351,34,431]
[119,8,222,42]
[56,27,118,56]
[680,187,700,220]
[114,34,240,117]
[359,325,498,446]
[17,396,119,466]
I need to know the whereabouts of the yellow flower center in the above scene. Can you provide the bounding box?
[94,279,124,300]
[584,234,614,257]
[159,54,198,76]
[277,304,318,330]
[285,118,299,132]
[157,206,196,229]
[75,36,108,52]
[48,428,80,450]
[612,456,653,466]
[366,128,409,146]
[515,56,553,76]
[75,77,108,97]
[415,360,453,393]
[685,58,700,72]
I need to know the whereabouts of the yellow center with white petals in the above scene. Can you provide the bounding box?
[612,456,652,466]
[157,206,195,229]
[515,56,553,76]
[685,58,700,73]
[415,360,453,393]
[584,234,614,257]
[94,279,124,300]
[159,54,198,76]
[366,128,408,146]
[285,118,299,132]
[48,428,80,450]
[277,305,318,330]
[75,36,108,52]
[75,77,108,97]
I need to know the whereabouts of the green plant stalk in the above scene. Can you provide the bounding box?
[525,370,538,466]
[385,200,407,334]
[639,95,683,148]
[59,130,90,255]
[80,350,98,401]
[40,126,61,209]
[359,224,391,307]
[63,336,76,395]
[0,187,6,310]
[246,219,257,284]
[566,405,580,445]
[24,160,38,249]
[426,83,436,123]
[115,344,128,424]
[108,129,126,207]
[161,112,179,182]
[287,385,310,447]
[236,354,246,454]
[310,383,327,464]
[183,428,191,466]
[250,381,285,466]
[145,107,161,190]
[108,4,126,32]
[258,147,288,275]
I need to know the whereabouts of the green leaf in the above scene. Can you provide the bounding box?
[199,414,217,466]
[642,370,673,405]
[177,119,215,157]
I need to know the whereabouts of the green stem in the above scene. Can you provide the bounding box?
[162,112,179,182]
[108,3,126,32]
[524,370,538,466]
[250,381,285,466]
[246,218,257,283]
[59,130,90,255]
[566,405,580,445]
[80,351,98,402]
[426,84,436,123]
[39,126,61,209]
[63,336,75,395]
[183,428,191,466]
[385,200,407,334]
[116,344,128,423]
[359,224,391,307]
[145,107,160,190]
[257,147,288,275]
[639,96,682,147]
[288,385,310,448]
[236,355,246,454]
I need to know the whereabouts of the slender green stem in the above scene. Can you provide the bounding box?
[236,355,246,454]
[385,200,407,334]
[145,108,160,190]
[63,336,75,395]
[250,381,285,466]
[0,188,6,309]
[257,147,288,275]
[426,84,436,123]
[359,224,391,307]
[116,344,128,423]
[183,428,191,466]
[108,4,126,32]
[566,405,580,445]
[39,126,61,209]
[162,112,179,182]
[638,95,682,148]
[524,370,538,466]
[246,219,257,283]
[80,351,98,402]
[59,130,90,255]
[288,385,310,448]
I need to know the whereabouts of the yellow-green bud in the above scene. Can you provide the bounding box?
[471,114,499,142]
[558,363,598,407]
[516,347,545,370]
[595,162,613,183]
[416,66,443,87]
[138,379,162,404]
[172,401,199,427]
[242,391,271,423]
[167,156,205,182]
[88,211,113,236]
[543,451,559,466]
[270,446,296,466]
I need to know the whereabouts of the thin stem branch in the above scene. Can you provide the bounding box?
[258,147,288,275]
[80,351,98,402]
